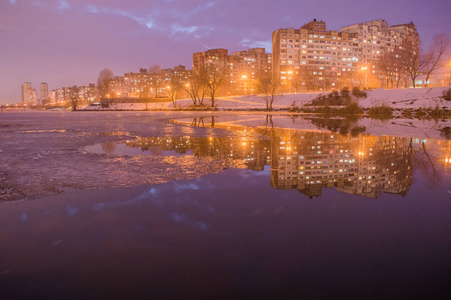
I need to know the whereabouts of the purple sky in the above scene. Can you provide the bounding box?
[1,0,450,104]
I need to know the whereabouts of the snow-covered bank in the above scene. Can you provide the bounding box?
[359,87,451,109]
[80,87,451,111]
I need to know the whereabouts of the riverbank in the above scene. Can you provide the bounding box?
[79,86,451,111]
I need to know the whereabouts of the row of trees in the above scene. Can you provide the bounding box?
[94,65,282,110]
[377,34,450,88]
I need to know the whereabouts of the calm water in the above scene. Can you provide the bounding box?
[1,113,451,299]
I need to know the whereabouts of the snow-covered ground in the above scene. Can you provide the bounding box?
[359,87,451,109]
[81,87,451,111]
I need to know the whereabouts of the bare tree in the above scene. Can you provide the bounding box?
[182,74,208,107]
[397,40,429,88]
[167,74,182,108]
[97,68,114,98]
[200,66,225,108]
[256,77,279,110]
[423,34,451,87]
[138,84,152,111]
[148,65,161,74]
[377,50,399,88]
[69,85,79,111]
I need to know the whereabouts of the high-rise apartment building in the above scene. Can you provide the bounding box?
[40,82,48,104]
[193,48,229,73]
[22,82,32,103]
[272,19,419,91]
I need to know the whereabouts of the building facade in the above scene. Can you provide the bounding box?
[272,19,419,91]
[40,82,48,105]
[193,47,272,95]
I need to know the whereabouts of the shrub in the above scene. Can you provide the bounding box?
[350,126,366,137]
[443,88,451,101]
[341,87,350,98]
[401,110,413,118]
[289,101,299,112]
[415,108,428,118]
[340,102,363,115]
[429,106,449,119]
[368,105,394,119]
[352,87,367,98]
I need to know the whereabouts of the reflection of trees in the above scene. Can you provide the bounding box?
[101,142,117,154]
[264,115,274,135]
[191,117,205,127]
[372,136,414,196]
[308,117,359,134]
[412,140,442,188]
[440,127,451,140]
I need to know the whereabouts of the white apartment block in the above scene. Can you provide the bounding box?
[272,19,418,91]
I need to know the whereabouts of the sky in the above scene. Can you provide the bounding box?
[1,0,450,104]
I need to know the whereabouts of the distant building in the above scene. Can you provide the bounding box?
[40,82,48,105]
[21,82,37,104]
[21,82,32,103]
[193,47,272,94]
[193,48,229,72]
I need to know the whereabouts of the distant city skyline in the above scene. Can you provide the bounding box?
[1,0,450,104]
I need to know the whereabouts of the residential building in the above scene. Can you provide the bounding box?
[272,19,419,91]
[21,82,32,103]
[40,82,48,105]
[193,47,272,95]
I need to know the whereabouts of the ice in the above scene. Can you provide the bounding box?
[0,111,449,202]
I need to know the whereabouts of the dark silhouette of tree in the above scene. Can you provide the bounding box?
[69,85,79,111]
[182,74,208,106]
[423,34,451,87]
[377,50,400,88]
[148,65,161,74]
[200,66,225,108]
[256,77,279,110]
[167,74,182,108]
[97,68,114,98]
[397,40,429,88]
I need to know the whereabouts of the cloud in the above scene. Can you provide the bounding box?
[240,38,271,50]
[84,5,155,29]
[58,0,70,11]
[171,24,198,35]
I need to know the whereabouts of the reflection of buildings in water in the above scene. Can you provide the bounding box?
[123,129,450,198]
[270,131,414,198]
[125,136,271,171]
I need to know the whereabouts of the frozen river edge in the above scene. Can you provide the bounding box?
[1,111,450,201]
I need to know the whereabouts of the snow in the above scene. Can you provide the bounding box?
[359,87,451,109]
[80,87,451,111]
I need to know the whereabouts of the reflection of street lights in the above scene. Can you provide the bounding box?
[361,66,368,88]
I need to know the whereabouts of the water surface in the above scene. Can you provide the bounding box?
[1,112,450,299]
